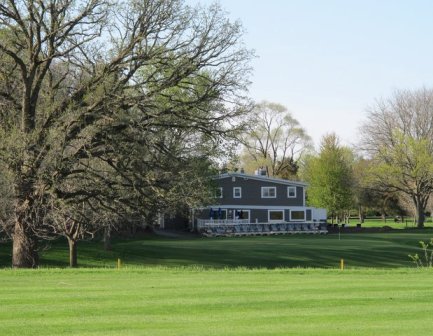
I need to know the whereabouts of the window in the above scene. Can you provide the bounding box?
[234,209,250,220]
[261,186,276,198]
[218,209,227,219]
[287,186,296,198]
[210,209,227,220]
[290,210,305,221]
[215,187,223,198]
[240,210,250,220]
[269,210,284,222]
[233,187,242,198]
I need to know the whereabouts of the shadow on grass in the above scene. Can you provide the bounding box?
[1,230,433,269]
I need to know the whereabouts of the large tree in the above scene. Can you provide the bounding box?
[240,101,311,178]
[361,88,433,228]
[0,0,252,267]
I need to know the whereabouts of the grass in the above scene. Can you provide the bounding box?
[2,232,433,335]
[1,267,433,335]
[344,217,433,229]
[3,230,433,268]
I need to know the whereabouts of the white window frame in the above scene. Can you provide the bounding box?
[290,210,305,221]
[240,210,250,221]
[287,186,297,198]
[261,186,277,198]
[268,210,284,222]
[219,209,227,220]
[215,187,223,199]
[233,187,242,198]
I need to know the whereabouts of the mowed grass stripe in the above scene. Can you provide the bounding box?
[3,231,433,269]
[1,231,431,269]
[1,269,433,335]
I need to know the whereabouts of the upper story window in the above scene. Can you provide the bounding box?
[233,187,242,198]
[287,186,296,198]
[261,186,276,198]
[215,187,223,198]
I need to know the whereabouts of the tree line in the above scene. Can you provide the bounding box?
[1,0,431,269]
[240,89,433,228]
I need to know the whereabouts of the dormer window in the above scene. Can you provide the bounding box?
[233,187,242,198]
[288,186,296,198]
[261,186,276,198]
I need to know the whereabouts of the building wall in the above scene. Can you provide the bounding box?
[215,175,304,207]
[192,174,327,228]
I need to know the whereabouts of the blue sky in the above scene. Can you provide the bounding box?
[193,0,433,147]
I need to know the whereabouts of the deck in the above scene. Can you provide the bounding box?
[197,219,327,237]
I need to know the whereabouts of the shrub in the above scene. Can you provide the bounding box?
[409,239,433,267]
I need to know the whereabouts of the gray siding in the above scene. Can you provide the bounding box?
[215,176,304,207]
[250,209,267,223]
[306,209,312,221]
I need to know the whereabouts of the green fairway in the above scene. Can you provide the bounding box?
[1,268,433,336]
[41,231,433,268]
[3,231,433,269]
[2,234,433,335]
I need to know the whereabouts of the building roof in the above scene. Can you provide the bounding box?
[215,172,308,187]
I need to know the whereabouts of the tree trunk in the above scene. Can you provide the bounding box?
[358,206,364,223]
[103,227,112,251]
[12,221,38,268]
[68,238,78,268]
[416,202,425,228]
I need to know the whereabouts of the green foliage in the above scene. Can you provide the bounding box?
[361,89,433,228]
[0,0,253,266]
[409,238,433,268]
[301,134,354,215]
[372,133,433,191]
[368,132,433,227]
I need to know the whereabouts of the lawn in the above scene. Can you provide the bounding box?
[336,217,433,229]
[1,268,433,336]
[2,233,433,335]
[2,230,433,268]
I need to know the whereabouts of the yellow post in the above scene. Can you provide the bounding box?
[117,258,121,269]
[340,259,344,270]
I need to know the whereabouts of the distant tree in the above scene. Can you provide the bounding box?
[301,134,354,223]
[361,88,433,228]
[351,157,400,223]
[240,101,312,178]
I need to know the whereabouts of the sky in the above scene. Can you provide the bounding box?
[192,0,433,148]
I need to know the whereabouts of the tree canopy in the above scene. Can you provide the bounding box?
[0,0,253,267]
[240,101,311,178]
[301,134,354,222]
[361,88,433,227]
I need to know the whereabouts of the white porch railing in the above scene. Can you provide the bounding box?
[197,220,327,236]
[197,218,249,229]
